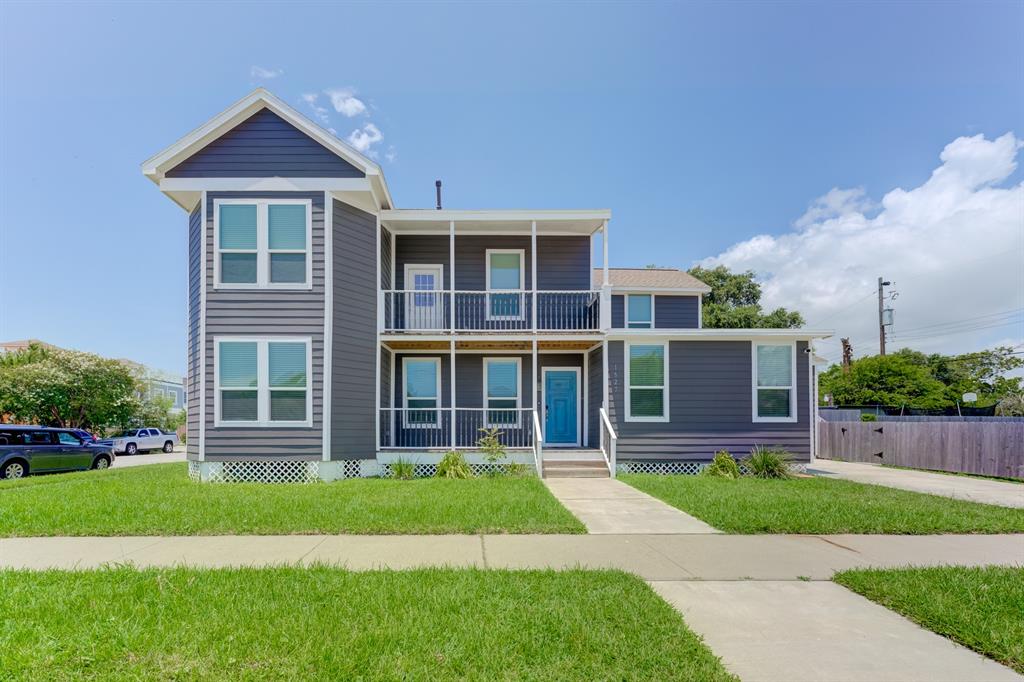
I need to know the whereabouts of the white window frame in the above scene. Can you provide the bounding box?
[485,248,526,321]
[213,336,313,428]
[483,357,522,427]
[625,293,654,329]
[402,357,442,429]
[751,341,798,423]
[624,340,669,422]
[213,198,313,290]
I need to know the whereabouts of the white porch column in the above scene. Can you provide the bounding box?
[532,338,539,439]
[449,220,456,333]
[450,338,456,450]
[531,220,537,332]
[602,219,609,286]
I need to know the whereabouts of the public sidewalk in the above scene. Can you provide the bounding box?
[811,458,1024,508]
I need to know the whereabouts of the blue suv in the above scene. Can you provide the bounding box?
[0,426,115,479]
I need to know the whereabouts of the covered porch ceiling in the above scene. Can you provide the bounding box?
[380,209,610,235]
[383,339,600,352]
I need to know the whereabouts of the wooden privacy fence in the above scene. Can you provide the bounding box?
[819,420,1024,480]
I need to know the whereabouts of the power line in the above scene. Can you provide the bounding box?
[892,308,1023,336]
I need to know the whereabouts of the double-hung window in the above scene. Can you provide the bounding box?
[486,249,525,320]
[215,199,311,288]
[216,337,311,427]
[626,342,668,421]
[626,294,653,328]
[404,358,440,427]
[752,342,797,422]
[484,357,520,426]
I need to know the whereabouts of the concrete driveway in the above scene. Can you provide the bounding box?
[113,447,187,468]
[811,458,1024,508]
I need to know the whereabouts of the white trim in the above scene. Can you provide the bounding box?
[582,349,589,446]
[483,356,523,428]
[697,294,703,328]
[449,220,456,333]
[541,366,582,446]
[198,192,207,461]
[212,198,313,290]
[374,212,381,455]
[602,340,610,429]
[485,248,526,321]
[323,192,333,461]
[624,340,669,422]
[751,341,798,424]
[213,336,313,428]
[608,286,711,295]
[602,220,609,286]
[606,328,833,340]
[382,209,611,224]
[625,293,654,329]
[401,356,442,429]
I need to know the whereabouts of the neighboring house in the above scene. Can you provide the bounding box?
[142,89,831,482]
[0,340,185,413]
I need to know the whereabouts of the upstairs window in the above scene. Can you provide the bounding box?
[626,342,668,421]
[214,199,311,289]
[404,358,441,428]
[752,342,797,422]
[486,249,525,320]
[484,357,521,426]
[626,294,653,328]
[216,337,311,427]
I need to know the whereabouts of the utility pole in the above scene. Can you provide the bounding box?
[841,338,853,373]
[877,277,891,356]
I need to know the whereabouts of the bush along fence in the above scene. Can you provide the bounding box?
[818,419,1024,480]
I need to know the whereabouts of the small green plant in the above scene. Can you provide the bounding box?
[390,457,416,480]
[702,450,741,479]
[477,426,509,477]
[860,413,878,422]
[435,450,473,479]
[505,462,530,477]
[743,446,793,479]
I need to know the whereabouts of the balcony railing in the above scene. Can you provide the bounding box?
[379,407,537,449]
[380,290,602,332]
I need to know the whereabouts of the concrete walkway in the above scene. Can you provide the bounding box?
[811,458,1024,508]
[2,533,1020,576]
[543,477,720,533]
[113,449,187,468]
[652,580,1023,682]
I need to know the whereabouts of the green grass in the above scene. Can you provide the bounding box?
[0,566,735,681]
[0,463,585,536]
[620,474,1024,534]
[835,566,1024,673]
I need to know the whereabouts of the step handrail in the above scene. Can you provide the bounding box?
[531,409,543,477]
[599,407,617,478]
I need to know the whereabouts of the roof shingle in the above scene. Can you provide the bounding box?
[592,268,710,291]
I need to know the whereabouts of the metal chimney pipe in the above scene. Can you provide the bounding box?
[435,180,442,210]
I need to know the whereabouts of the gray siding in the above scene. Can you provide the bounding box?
[588,345,603,448]
[167,109,365,178]
[331,199,378,459]
[203,191,325,460]
[612,295,700,329]
[380,227,392,289]
[608,340,811,461]
[186,203,202,458]
[536,236,591,290]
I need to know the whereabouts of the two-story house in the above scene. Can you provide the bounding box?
[143,89,830,482]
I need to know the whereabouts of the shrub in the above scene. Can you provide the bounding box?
[435,450,473,479]
[743,446,793,479]
[390,457,415,480]
[505,462,531,477]
[860,413,877,422]
[702,450,740,479]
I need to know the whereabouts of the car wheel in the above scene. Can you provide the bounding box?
[2,460,27,479]
[92,455,111,470]
[163,441,174,453]
[125,443,138,456]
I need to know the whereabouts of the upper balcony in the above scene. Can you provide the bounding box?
[379,209,611,335]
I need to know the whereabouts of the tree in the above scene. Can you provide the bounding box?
[0,345,143,431]
[687,265,804,329]
[136,391,186,433]
[889,347,1023,406]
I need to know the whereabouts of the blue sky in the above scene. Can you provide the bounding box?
[1,0,1021,374]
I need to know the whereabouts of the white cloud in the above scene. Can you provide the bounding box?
[385,146,397,163]
[347,123,383,155]
[301,93,330,126]
[702,132,1024,364]
[325,87,367,117]
[250,66,283,79]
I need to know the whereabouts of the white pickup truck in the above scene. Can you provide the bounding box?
[104,428,179,455]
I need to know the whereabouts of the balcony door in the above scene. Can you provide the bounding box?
[404,264,444,330]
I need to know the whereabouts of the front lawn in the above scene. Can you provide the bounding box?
[0,463,585,536]
[620,474,1024,534]
[0,566,735,681]
[835,566,1024,674]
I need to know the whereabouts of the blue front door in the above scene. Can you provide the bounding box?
[544,370,578,444]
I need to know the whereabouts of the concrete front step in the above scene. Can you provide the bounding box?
[542,449,605,462]
[544,460,610,478]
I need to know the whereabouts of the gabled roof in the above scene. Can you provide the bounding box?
[141,88,393,209]
[593,268,711,293]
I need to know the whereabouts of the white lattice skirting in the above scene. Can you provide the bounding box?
[378,462,535,478]
[188,460,322,484]
[616,461,808,476]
